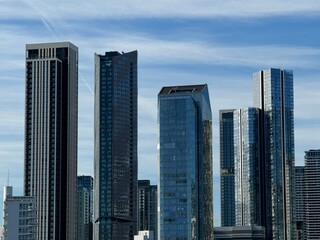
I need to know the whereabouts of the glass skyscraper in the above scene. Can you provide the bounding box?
[219,109,236,227]
[94,51,138,240]
[77,176,93,240]
[24,42,78,240]
[233,108,261,227]
[304,150,320,239]
[158,84,213,240]
[253,68,296,239]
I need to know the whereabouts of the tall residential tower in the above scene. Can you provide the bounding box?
[24,42,78,240]
[253,68,296,239]
[94,51,138,240]
[304,150,320,239]
[158,84,213,240]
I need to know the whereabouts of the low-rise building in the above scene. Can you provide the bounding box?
[2,186,37,240]
[134,230,154,240]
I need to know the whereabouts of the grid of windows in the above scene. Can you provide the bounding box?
[304,150,320,239]
[234,108,261,227]
[138,180,158,240]
[3,192,37,240]
[295,166,305,240]
[77,176,93,240]
[24,42,78,240]
[158,85,213,240]
[94,51,137,240]
[219,110,236,227]
[253,68,295,239]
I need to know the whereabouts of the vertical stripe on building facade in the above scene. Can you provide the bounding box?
[24,42,78,240]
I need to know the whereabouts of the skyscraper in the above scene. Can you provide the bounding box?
[94,51,138,240]
[219,109,236,227]
[138,180,157,240]
[158,84,213,240]
[24,42,78,240]
[253,68,296,239]
[304,149,320,239]
[295,166,305,240]
[77,176,93,240]
[233,108,261,227]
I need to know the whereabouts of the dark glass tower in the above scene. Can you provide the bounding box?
[158,84,213,240]
[94,51,138,240]
[295,166,305,240]
[24,42,78,240]
[253,68,296,239]
[77,176,93,240]
[219,109,236,227]
[138,180,158,239]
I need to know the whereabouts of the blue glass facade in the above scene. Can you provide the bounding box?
[234,108,261,227]
[158,85,213,240]
[219,110,236,227]
[94,51,138,240]
[253,68,296,239]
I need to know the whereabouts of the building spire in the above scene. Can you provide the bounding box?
[7,169,9,186]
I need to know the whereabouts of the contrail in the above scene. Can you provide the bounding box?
[23,1,58,39]
[24,1,94,95]
[39,16,58,40]
[79,72,94,96]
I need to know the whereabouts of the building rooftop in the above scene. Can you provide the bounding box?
[159,84,207,95]
[26,41,78,51]
[214,226,265,239]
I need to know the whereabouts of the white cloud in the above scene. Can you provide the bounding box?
[2,0,320,21]
[85,36,320,69]
[3,19,320,75]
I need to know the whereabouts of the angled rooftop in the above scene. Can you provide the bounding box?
[159,84,207,95]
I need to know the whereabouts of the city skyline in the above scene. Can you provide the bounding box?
[1,1,320,226]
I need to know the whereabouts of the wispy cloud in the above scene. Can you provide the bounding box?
[70,33,320,71]
[2,0,320,20]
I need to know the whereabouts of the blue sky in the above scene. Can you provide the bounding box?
[1,0,320,226]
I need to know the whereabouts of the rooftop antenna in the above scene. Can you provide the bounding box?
[7,169,9,186]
